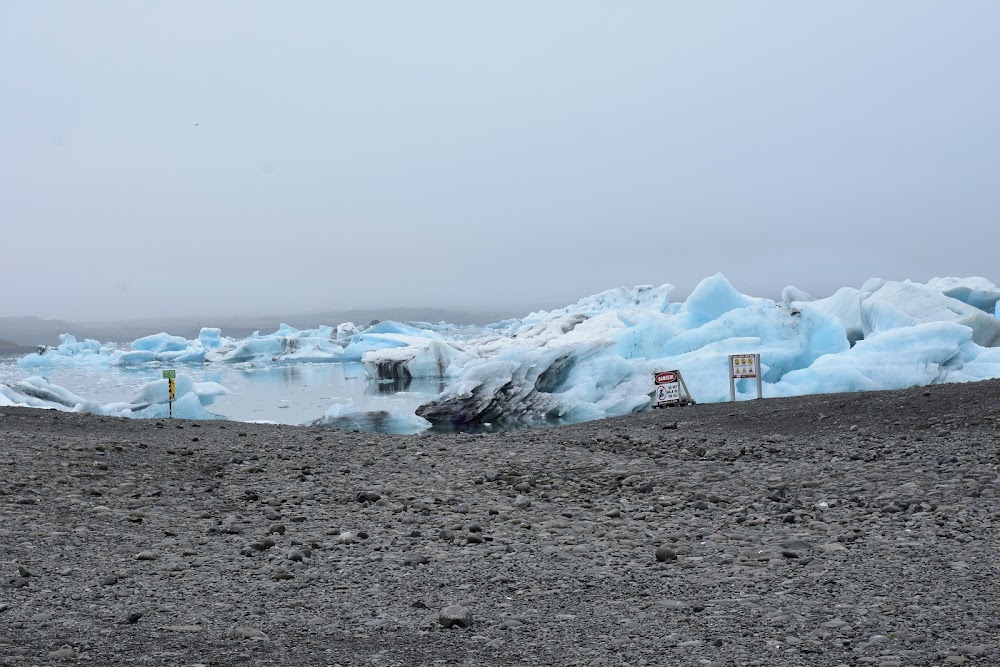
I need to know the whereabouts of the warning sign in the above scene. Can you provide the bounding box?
[730,354,758,378]
[654,371,677,384]
[656,383,680,403]
[653,369,692,406]
[728,353,763,401]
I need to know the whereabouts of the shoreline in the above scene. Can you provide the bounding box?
[2,380,999,665]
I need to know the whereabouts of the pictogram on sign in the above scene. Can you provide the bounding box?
[652,369,695,407]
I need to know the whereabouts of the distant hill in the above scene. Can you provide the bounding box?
[0,338,35,354]
[0,307,523,347]
[0,317,100,347]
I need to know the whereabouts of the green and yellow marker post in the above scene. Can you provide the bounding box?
[163,369,176,418]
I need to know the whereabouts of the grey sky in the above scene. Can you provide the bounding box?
[2,2,998,321]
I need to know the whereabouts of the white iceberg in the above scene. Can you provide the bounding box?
[17,334,115,368]
[0,374,230,420]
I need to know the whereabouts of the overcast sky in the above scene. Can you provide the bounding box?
[2,2,998,321]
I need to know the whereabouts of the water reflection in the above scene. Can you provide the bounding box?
[0,358,451,427]
[365,375,449,397]
[239,365,304,385]
[373,377,410,394]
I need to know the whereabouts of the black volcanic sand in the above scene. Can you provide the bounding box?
[2,381,999,666]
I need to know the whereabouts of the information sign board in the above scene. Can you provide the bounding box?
[728,353,763,401]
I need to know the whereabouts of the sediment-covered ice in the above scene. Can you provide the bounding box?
[312,400,432,435]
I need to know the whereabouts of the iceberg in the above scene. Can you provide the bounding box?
[16,320,440,370]
[414,274,1000,429]
[925,276,1000,314]
[10,273,1000,434]
[856,279,1000,346]
[0,374,230,420]
[312,400,431,435]
[17,334,115,368]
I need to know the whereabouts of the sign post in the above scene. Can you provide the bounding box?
[728,354,762,401]
[163,369,176,418]
[652,370,695,407]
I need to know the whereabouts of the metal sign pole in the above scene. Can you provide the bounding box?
[755,353,763,399]
[728,355,736,402]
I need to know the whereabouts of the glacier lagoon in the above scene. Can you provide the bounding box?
[0,356,447,428]
[3,274,1000,433]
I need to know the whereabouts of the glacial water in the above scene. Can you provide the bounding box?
[0,355,447,426]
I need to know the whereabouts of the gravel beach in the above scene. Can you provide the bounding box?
[2,380,999,666]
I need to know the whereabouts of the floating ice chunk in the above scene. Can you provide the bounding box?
[362,339,473,381]
[859,277,889,298]
[523,284,674,323]
[781,286,814,307]
[943,343,1000,383]
[773,321,972,396]
[364,321,431,336]
[859,280,1000,347]
[670,306,844,374]
[797,288,864,346]
[0,376,87,409]
[925,276,1000,314]
[339,323,441,362]
[313,401,431,435]
[218,325,344,364]
[127,376,230,409]
[551,349,655,422]
[675,273,757,328]
[17,334,113,368]
[336,322,361,340]
[125,392,222,420]
[198,327,223,348]
[0,374,229,420]
[131,333,191,353]
[417,339,615,426]
[220,336,287,363]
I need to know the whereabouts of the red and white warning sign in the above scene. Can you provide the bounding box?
[653,369,682,404]
[654,371,677,384]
